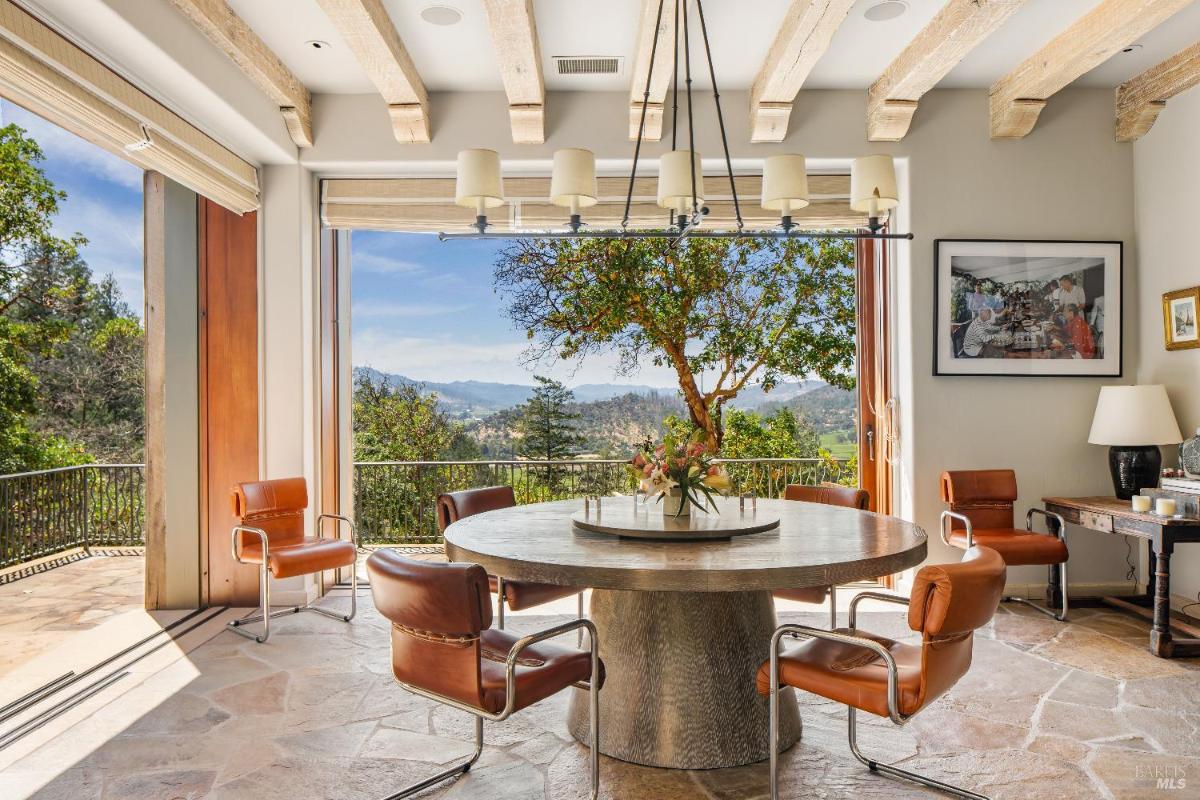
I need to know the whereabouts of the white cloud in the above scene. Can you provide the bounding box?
[2,101,143,190]
[352,251,426,275]
[352,300,472,319]
[52,196,144,315]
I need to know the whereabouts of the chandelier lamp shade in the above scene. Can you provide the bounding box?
[454,148,505,233]
[443,0,911,243]
[549,148,599,232]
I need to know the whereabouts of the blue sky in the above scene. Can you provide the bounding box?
[350,230,685,387]
[1,100,144,316]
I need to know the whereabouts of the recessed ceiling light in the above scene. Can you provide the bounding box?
[304,40,331,51]
[864,1,908,22]
[420,5,463,26]
[1121,44,1144,54]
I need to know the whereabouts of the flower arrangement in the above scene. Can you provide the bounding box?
[629,431,732,516]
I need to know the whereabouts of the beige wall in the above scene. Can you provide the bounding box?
[305,87,1140,594]
[1133,84,1200,609]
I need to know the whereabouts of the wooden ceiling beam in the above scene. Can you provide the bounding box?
[868,0,1027,142]
[627,0,677,141]
[315,0,430,143]
[168,0,313,148]
[989,0,1193,139]
[749,0,855,143]
[481,0,544,144]
[1115,41,1200,142]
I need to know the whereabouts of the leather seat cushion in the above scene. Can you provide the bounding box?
[948,529,1068,566]
[488,575,582,610]
[479,628,604,714]
[756,628,924,718]
[773,586,830,605]
[241,537,357,579]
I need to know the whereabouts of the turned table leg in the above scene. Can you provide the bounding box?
[1150,536,1174,658]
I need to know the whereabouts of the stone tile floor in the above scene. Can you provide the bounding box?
[2,582,1198,800]
[0,554,143,680]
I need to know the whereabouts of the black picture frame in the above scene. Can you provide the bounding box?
[933,238,1123,378]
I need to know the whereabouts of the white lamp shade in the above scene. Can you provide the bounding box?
[657,150,704,212]
[550,148,598,210]
[762,155,810,213]
[455,149,505,210]
[850,154,899,213]
[1088,385,1183,446]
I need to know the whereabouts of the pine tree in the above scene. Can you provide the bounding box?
[516,376,584,461]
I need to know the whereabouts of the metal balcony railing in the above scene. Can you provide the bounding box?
[0,464,145,568]
[353,457,850,545]
[0,457,851,566]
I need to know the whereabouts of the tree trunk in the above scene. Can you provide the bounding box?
[664,345,721,451]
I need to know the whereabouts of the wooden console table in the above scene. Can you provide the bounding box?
[1043,496,1200,658]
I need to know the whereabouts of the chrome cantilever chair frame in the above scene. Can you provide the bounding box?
[383,617,600,800]
[768,591,988,800]
[940,508,1068,622]
[228,513,361,644]
[494,575,587,646]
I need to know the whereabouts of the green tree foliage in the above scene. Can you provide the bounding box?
[494,236,856,450]
[515,376,584,461]
[352,375,473,462]
[0,123,141,472]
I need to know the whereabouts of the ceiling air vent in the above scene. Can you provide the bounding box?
[553,56,623,76]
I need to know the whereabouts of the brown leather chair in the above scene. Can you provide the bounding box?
[228,477,359,643]
[940,469,1069,621]
[367,548,602,799]
[773,483,871,628]
[437,486,584,631]
[759,546,1006,800]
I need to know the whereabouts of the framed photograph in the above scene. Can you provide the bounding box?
[1163,287,1200,351]
[934,239,1122,377]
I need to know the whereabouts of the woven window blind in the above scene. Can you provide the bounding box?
[321,174,863,233]
[0,1,259,213]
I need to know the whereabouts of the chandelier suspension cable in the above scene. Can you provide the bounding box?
[682,0,700,230]
[670,0,680,151]
[622,0,666,230]
[695,0,742,231]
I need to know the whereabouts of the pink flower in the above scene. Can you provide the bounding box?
[643,463,654,477]
[675,457,687,469]
[688,442,705,457]
[632,453,646,468]
[707,465,721,476]
[654,445,666,458]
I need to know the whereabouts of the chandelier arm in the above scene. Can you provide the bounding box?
[695,0,742,231]
[682,0,699,225]
[438,230,915,241]
[671,0,680,152]
[624,0,668,230]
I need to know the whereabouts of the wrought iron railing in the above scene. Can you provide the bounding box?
[0,464,145,568]
[353,457,850,545]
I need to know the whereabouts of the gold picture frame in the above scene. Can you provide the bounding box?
[1163,286,1200,351]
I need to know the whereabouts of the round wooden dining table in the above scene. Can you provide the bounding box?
[443,495,927,770]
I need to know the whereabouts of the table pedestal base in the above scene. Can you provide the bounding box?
[567,589,801,769]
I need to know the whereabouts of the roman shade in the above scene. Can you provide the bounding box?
[0,0,258,214]
[321,174,863,233]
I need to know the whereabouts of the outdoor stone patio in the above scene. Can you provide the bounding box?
[1,579,1197,799]
[0,554,143,681]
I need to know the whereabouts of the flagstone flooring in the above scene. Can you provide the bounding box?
[0,554,143,680]
[2,578,1198,799]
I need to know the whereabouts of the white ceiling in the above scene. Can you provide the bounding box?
[225,0,1200,96]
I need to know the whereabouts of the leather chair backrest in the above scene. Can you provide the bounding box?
[231,477,307,553]
[367,548,492,709]
[907,545,1006,710]
[783,483,869,510]
[436,485,517,532]
[939,469,1017,530]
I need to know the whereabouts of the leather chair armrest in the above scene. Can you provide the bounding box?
[316,513,361,550]
[497,618,599,718]
[1026,508,1067,542]
[940,510,973,547]
[770,623,908,725]
[231,525,268,565]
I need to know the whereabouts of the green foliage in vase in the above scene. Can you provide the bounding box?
[494,236,856,451]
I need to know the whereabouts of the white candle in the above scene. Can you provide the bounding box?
[1156,497,1177,516]
[1132,495,1152,513]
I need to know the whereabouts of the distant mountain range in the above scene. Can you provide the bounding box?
[353,366,827,417]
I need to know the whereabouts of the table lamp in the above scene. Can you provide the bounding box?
[1088,384,1182,499]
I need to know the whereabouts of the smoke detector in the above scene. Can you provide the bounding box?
[420,5,463,26]
[864,1,908,22]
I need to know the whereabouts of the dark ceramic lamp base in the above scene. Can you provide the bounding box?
[1108,445,1161,500]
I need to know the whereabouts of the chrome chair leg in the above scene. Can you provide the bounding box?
[847,707,988,800]
[1003,561,1068,622]
[829,587,838,629]
[577,591,586,647]
[496,576,506,630]
[383,715,484,800]
[229,558,273,643]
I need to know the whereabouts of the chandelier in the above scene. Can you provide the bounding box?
[440,0,912,244]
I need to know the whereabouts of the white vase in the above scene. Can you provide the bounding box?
[663,488,690,517]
